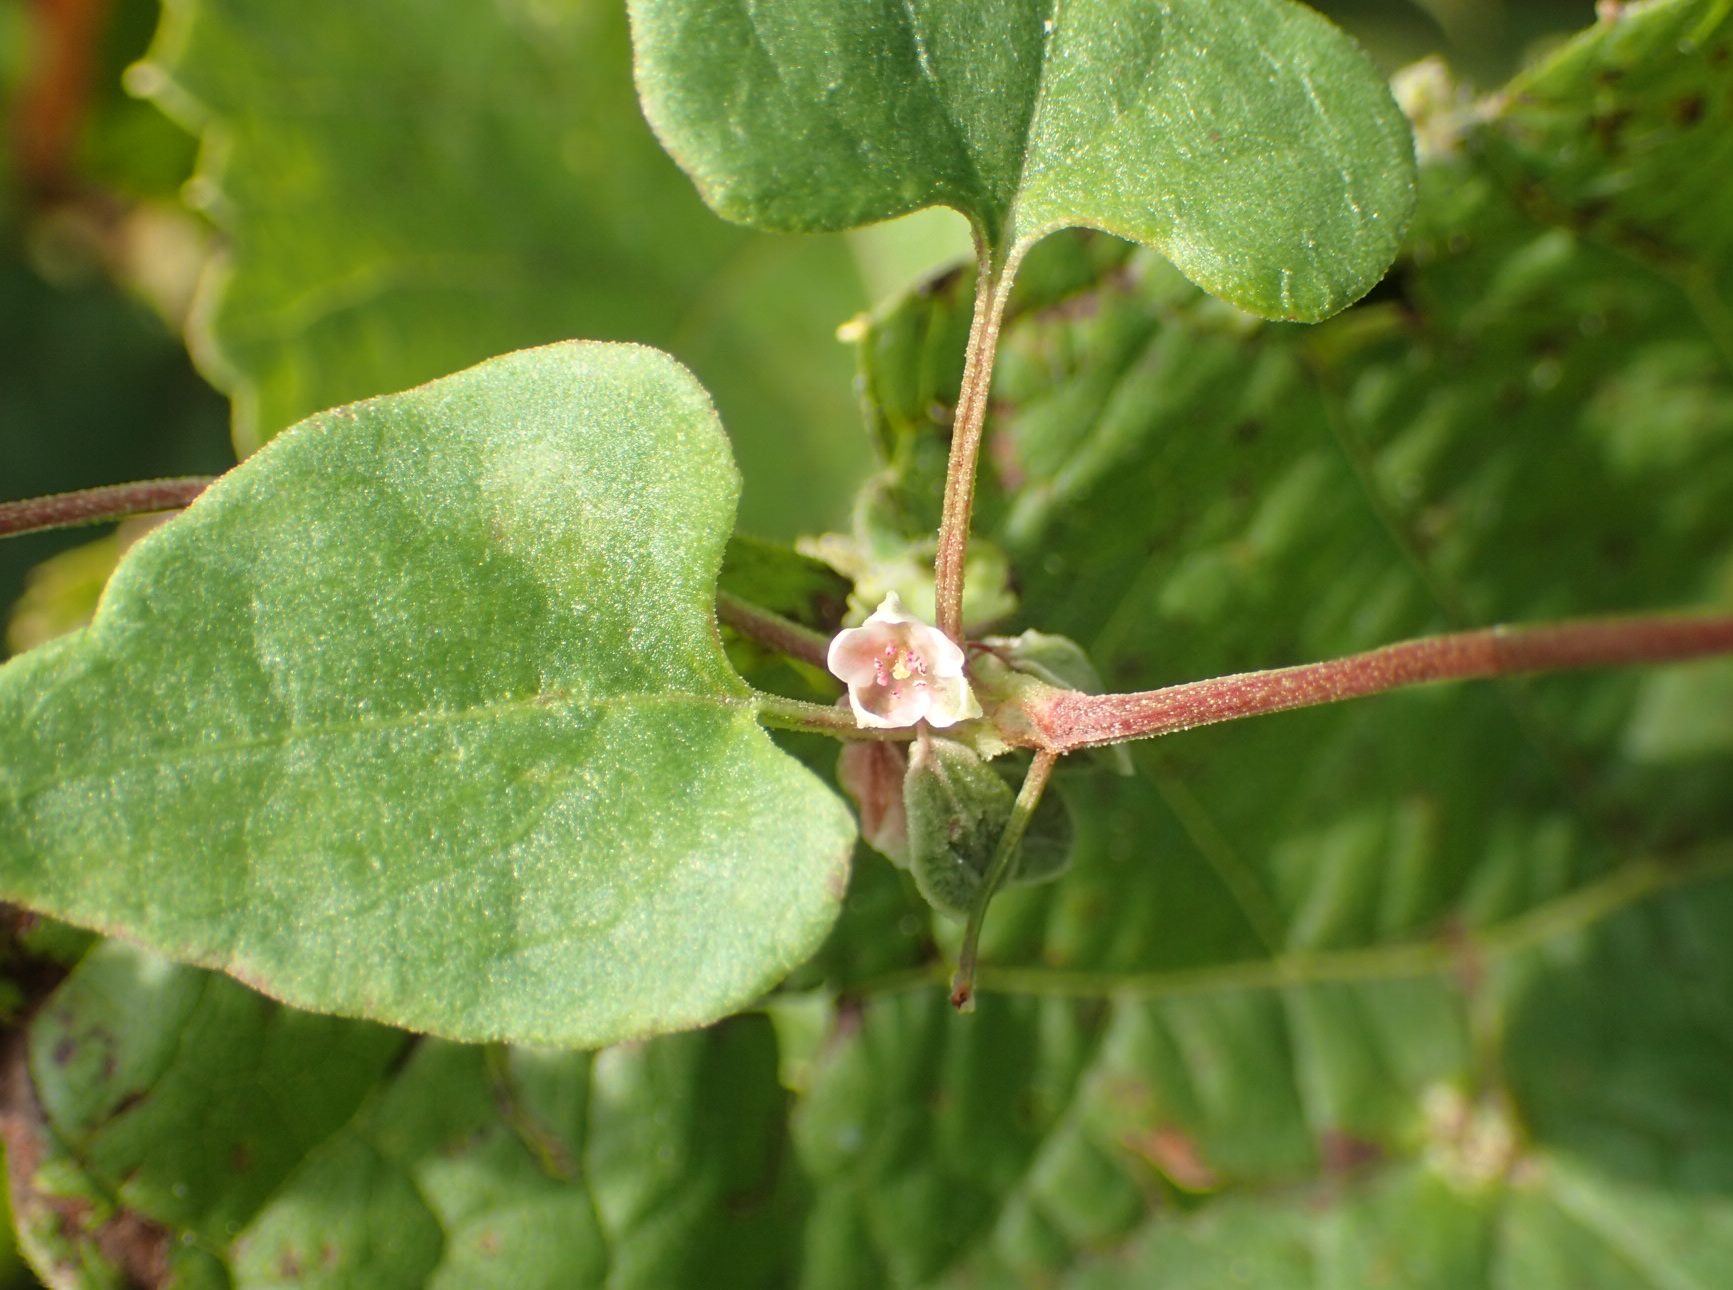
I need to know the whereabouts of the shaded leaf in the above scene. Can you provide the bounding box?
[18,873,1733,1288]
[138,0,871,534]
[9,946,806,1290]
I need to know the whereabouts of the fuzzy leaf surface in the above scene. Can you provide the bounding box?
[0,344,855,1047]
[630,0,1415,318]
[8,3,1733,1287]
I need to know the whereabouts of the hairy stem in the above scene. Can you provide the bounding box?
[933,236,1016,645]
[754,693,915,742]
[950,748,1059,1013]
[716,591,831,668]
[0,477,216,538]
[1026,612,1733,753]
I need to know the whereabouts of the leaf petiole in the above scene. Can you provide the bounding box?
[716,590,832,668]
[932,235,1020,645]
[949,748,1059,1013]
[752,692,915,742]
[0,478,216,538]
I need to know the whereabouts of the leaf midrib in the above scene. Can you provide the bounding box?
[994,0,1065,262]
[0,688,759,813]
[968,844,1733,1002]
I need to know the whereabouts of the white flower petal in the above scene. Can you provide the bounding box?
[923,631,968,678]
[827,593,980,730]
[826,625,884,683]
[846,687,916,729]
[922,674,983,728]
[862,589,920,628]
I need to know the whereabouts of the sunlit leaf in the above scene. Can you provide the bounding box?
[631,0,1416,318]
[0,344,855,1047]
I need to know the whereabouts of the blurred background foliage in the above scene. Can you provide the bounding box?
[0,2,1646,1287]
[2,0,1595,662]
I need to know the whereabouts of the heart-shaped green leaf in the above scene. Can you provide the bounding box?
[630,0,1415,319]
[8,8,1733,1285]
[0,343,855,1047]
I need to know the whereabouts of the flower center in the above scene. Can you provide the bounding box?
[874,642,927,689]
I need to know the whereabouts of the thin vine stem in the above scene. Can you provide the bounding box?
[932,235,1018,645]
[1021,612,1733,753]
[715,591,831,668]
[753,693,915,742]
[0,477,217,538]
[950,748,1059,1013]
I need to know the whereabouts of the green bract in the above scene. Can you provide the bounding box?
[629,0,1416,319]
[902,739,1074,917]
[0,343,855,1047]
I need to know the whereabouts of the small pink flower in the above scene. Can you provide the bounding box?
[827,592,982,729]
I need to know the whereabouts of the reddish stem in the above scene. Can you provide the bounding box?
[715,591,831,669]
[12,0,108,199]
[933,237,1013,645]
[0,478,216,538]
[1025,614,1733,753]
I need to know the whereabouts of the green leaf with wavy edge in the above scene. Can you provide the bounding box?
[9,4,1733,1286]
[134,0,871,536]
[14,871,1733,1288]
[11,944,809,1290]
[630,0,1416,320]
[847,2,1733,996]
[0,343,855,1047]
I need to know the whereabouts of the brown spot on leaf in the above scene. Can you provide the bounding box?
[1673,93,1706,126]
[96,1210,171,1287]
[52,1035,77,1066]
[2,1025,173,1287]
[478,1228,502,1255]
[1319,1128,1384,1177]
[1590,108,1633,151]
[917,264,965,300]
[1123,1126,1219,1191]
[279,1248,305,1280]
